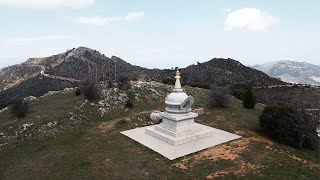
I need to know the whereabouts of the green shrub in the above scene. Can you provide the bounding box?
[259,103,319,149]
[10,99,29,118]
[118,76,131,90]
[232,88,246,100]
[162,78,175,85]
[108,81,114,88]
[243,87,256,109]
[75,88,81,96]
[81,81,101,101]
[126,91,135,108]
[210,84,230,107]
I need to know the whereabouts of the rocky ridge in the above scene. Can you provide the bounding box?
[0,46,283,109]
[252,60,320,85]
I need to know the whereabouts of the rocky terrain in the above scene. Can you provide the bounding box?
[0,81,205,149]
[0,81,319,179]
[252,60,320,85]
[0,46,282,108]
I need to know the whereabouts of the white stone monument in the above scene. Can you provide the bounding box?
[121,70,241,160]
[145,70,213,145]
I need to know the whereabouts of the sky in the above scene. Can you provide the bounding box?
[0,0,319,69]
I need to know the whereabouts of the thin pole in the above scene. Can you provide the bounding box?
[114,61,117,82]
[95,65,98,83]
[88,63,91,83]
[102,64,105,83]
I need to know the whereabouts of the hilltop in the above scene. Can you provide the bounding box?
[0,46,282,108]
[0,82,319,179]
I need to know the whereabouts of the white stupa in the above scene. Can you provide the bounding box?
[121,69,241,160]
[145,69,213,145]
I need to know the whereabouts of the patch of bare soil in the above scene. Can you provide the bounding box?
[264,145,320,170]
[287,153,320,169]
[104,158,112,166]
[174,138,251,174]
[98,110,155,133]
[174,162,188,170]
[193,138,250,162]
[206,161,262,179]
[99,121,117,133]
[215,115,225,121]
[99,116,133,133]
[234,130,274,145]
[174,130,275,177]
[206,171,229,179]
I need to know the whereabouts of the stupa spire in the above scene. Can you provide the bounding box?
[174,69,182,90]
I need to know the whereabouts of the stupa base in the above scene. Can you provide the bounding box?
[145,123,212,145]
[121,125,241,160]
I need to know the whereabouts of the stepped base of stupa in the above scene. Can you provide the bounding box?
[145,123,213,146]
[145,112,212,145]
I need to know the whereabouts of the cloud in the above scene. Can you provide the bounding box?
[76,11,145,26]
[225,8,279,32]
[76,16,122,25]
[125,12,145,22]
[6,35,71,45]
[0,0,95,9]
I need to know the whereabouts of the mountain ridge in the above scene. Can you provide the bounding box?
[252,60,320,85]
[0,46,283,108]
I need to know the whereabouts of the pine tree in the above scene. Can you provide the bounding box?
[243,87,256,109]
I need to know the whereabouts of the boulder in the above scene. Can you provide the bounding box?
[150,110,162,123]
[24,96,37,101]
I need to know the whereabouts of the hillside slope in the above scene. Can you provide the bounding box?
[0,47,282,108]
[0,82,319,179]
[252,60,320,85]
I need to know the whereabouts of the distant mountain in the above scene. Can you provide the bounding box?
[176,58,282,88]
[252,60,320,85]
[0,47,282,108]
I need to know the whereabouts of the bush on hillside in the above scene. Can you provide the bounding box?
[117,76,131,90]
[188,83,210,89]
[126,90,135,108]
[107,81,114,88]
[243,87,256,109]
[81,81,101,101]
[75,87,81,96]
[259,103,319,149]
[10,99,29,118]
[162,78,175,85]
[232,88,247,100]
[210,84,230,107]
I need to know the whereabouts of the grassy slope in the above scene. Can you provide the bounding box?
[0,85,319,180]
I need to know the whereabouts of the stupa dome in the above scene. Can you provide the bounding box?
[165,92,188,105]
[163,69,194,114]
